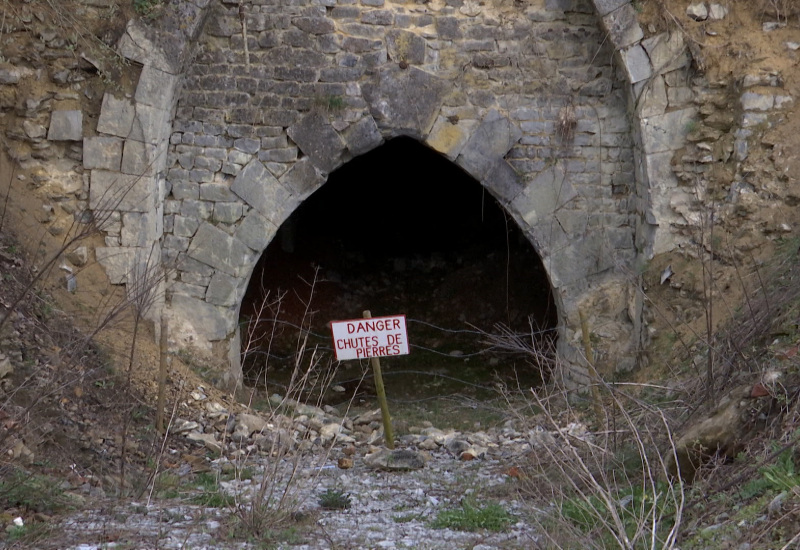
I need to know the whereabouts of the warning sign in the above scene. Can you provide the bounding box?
[330,315,409,361]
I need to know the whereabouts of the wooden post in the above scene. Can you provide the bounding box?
[363,310,394,449]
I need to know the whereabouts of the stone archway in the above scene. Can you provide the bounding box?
[237,136,561,384]
[85,0,698,388]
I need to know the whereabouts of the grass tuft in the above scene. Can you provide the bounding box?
[430,500,514,532]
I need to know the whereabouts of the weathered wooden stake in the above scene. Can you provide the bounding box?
[363,310,395,449]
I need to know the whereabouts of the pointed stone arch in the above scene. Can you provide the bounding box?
[85,0,698,388]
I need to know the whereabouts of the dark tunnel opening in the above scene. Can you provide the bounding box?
[240,137,558,402]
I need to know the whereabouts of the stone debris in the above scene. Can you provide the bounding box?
[707,3,728,20]
[0,353,13,379]
[763,22,786,32]
[364,448,427,471]
[48,384,563,548]
[686,3,708,21]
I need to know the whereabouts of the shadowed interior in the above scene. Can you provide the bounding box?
[239,137,558,396]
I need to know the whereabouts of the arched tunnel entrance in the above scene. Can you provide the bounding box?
[239,137,558,413]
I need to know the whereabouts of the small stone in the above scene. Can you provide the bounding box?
[338,457,354,469]
[763,22,785,32]
[23,120,47,140]
[320,423,343,444]
[787,42,800,51]
[418,437,439,451]
[686,3,708,21]
[190,391,206,401]
[186,432,222,454]
[707,3,728,20]
[65,246,88,267]
[235,413,267,436]
[364,448,426,471]
[0,354,13,378]
[460,449,477,461]
[353,409,382,425]
[446,439,471,456]
[768,491,787,518]
[65,273,77,293]
[171,419,200,434]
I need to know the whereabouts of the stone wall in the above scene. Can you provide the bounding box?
[156,0,642,384]
[0,0,711,388]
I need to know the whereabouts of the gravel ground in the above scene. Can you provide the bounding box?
[59,443,538,549]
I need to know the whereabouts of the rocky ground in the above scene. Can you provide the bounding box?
[54,393,547,550]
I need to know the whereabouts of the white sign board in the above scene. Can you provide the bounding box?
[330,315,409,361]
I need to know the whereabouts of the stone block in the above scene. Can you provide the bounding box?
[121,140,167,176]
[235,210,278,252]
[48,110,82,141]
[482,159,524,202]
[199,183,236,202]
[117,19,180,74]
[172,281,207,299]
[176,254,216,277]
[213,202,244,224]
[667,86,694,107]
[121,210,162,247]
[228,150,252,165]
[258,148,299,163]
[342,115,382,157]
[293,17,335,34]
[644,152,679,190]
[593,0,630,16]
[135,65,180,111]
[426,116,478,161]
[362,66,449,137]
[642,33,689,73]
[130,103,172,146]
[386,30,426,64]
[620,45,652,84]
[189,169,214,183]
[601,3,643,49]
[194,156,222,172]
[181,199,214,220]
[173,215,201,237]
[90,171,157,212]
[362,10,393,25]
[172,180,199,200]
[206,272,239,306]
[231,159,292,223]
[96,247,133,284]
[639,75,667,117]
[97,94,134,138]
[170,294,233,341]
[741,92,774,111]
[279,157,324,198]
[234,138,261,154]
[186,222,253,276]
[181,271,211,287]
[511,164,577,227]
[456,110,522,180]
[164,234,190,251]
[0,63,27,84]
[83,137,123,171]
[286,112,346,173]
[641,108,696,154]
